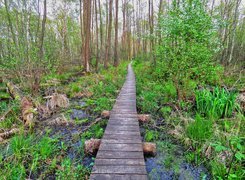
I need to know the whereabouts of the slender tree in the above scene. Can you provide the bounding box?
[104,0,113,68]
[114,0,119,66]
[82,0,91,72]
[39,0,47,60]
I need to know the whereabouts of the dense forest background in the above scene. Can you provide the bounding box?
[0,0,244,179]
[0,0,244,87]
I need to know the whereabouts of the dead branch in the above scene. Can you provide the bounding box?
[83,118,102,132]
[0,128,19,139]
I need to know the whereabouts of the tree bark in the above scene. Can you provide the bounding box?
[83,0,91,72]
[39,0,47,60]
[114,0,119,67]
[104,0,113,68]
[94,0,99,71]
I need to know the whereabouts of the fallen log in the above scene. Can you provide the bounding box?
[84,138,156,156]
[4,80,22,100]
[21,97,36,126]
[0,128,19,142]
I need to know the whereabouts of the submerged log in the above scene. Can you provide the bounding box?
[84,138,156,156]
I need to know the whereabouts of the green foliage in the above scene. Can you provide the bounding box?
[56,158,90,179]
[0,134,59,179]
[37,137,57,159]
[195,88,239,119]
[186,115,213,142]
[160,106,172,117]
[145,130,159,142]
[162,81,177,102]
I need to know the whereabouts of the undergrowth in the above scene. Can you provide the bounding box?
[133,60,244,179]
[0,62,129,179]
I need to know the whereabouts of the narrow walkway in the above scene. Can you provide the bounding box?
[90,64,147,180]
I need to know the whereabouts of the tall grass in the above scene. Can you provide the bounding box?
[186,114,213,142]
[195,87,238,119]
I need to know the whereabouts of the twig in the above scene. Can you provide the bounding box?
[231,70,244,90]
[0,108,13,122]
[83,118,102,132]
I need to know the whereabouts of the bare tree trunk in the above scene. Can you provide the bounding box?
[98,0,103,62]
[39,0,47,60]
[104,0,113,68]
[83,0,91,72]
[95,0,99,71]
[114,0,119,67]
[4,0,18,51]
[228,0,241,64]
[122,0,126,59]
[80,0,83,67]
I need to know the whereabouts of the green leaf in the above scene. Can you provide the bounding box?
[235,152,244,161]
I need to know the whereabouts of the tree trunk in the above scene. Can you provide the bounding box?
[95,0,99,71]
[39,0,47,60]
[98,0,103,64]
[114,0,119,67]
[228,0,241,64]
[83,0,91,72]
[104,0,113,68]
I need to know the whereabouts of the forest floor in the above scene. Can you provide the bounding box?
[0,61,244,179]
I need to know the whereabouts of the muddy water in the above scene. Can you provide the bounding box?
[39,100,96,169]
[142,130,211,179]
[145,152,210,180]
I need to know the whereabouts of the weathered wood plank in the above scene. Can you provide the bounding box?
[95,158,145,166]
[99,143,142,151]
[104,131,140,135]
[102,134,141,140]
[90,174,148,180]
[96,151,144,159]
[105,125,139,130]
[107,121,139,126]
[92,165,147,174]
[101,139,142,144]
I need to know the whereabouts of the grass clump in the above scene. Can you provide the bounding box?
[186,114,213,142]
[196,87,239,119]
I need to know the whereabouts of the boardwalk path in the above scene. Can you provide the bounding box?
[90,64,147,180]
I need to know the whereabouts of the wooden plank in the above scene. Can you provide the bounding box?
[105,125,139,131]
[95,158,145,166]
[90,174,148,180]
[92,165,147,174]
[107,121,139,126]
[102,134,141,140]
[101,139,142,144]
[104,131,140,135]
[99,143,142,151]
[96,151,144,159]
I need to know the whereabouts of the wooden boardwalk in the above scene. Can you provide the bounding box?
[90,64,147,180]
